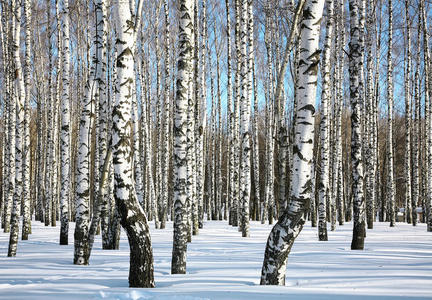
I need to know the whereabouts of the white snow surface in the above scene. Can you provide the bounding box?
[0,220,431,299]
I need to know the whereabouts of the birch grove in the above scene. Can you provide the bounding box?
[1,0,432,290]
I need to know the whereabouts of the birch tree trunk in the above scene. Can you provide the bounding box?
[386,0,396,227]
[318,0,334,242]
[263,14,274,225]
[349,0,366,249]
[171,0,194,275]
[0,6,10,231]
[87,0,109,255]
[112,0,155,287]
[404,0,412,224]
[421,0,432,232]
[74,41,93,266]
[59,0,71,245]
[21,0,32,241]
[8,0,25,256]
[335,0,345,226]
[196,0,207,229]
[160,0,171,230]
[260,0,324,284]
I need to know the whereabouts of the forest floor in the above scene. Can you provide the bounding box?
[0,219,431,299]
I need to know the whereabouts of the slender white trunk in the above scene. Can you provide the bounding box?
[8,0,26,257]
[421,0,432,232]
[349,0,366,249]
[239,0,251,237]
[386,0,396,227]
[318,0,334,241]
[21,0,32,240]
[404,0,412,224]
[160,0,171,230]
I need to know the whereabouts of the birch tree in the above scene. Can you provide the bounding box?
[318,0,334,242]
[171,0,194,274]
[403,0,412,224]
[112,0,155,288]
[260,0,325,285]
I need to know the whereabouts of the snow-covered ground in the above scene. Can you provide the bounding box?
[0,220,431,300]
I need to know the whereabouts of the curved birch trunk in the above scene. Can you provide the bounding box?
[349,0,366,249]
[59,0,71,245]
[160,0,171,230]
[112,0,155,288]
[74,51,93,265]
[421,0,432,232]
[263,13,274,225]
[260,0,324,285]
[386,0,396,227]
[404,0,412,224]
[21,0,32,241]
[364,0,376,229]
[412,14,421,227]
[231,0,241,228]
[239,0,251,237]
[335,0,345,226]
[8,0,24,256]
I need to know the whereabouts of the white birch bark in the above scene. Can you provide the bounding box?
[421,0,432,232]
[21,0,32,240]
[160,0,171,230]
[171,0,194,274]
[386,0,396,227]
[231,0,241,227]
[239,0,251,237]
[8,0,26,257]
[226,0,235,225]
[197,0,207,227]
[59,0,71,245]
[404,0,412,224]
[412,17,421,227]
[74,42,93,266]
[365,0,375,229]
[88,0,109,254]
[112,0,155,287]
[260,0,325,284]
[0,6,10,230]
[349,0,366,249]
[51,0,62,228]
[263,46,275,225]
[318,0,334,242]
